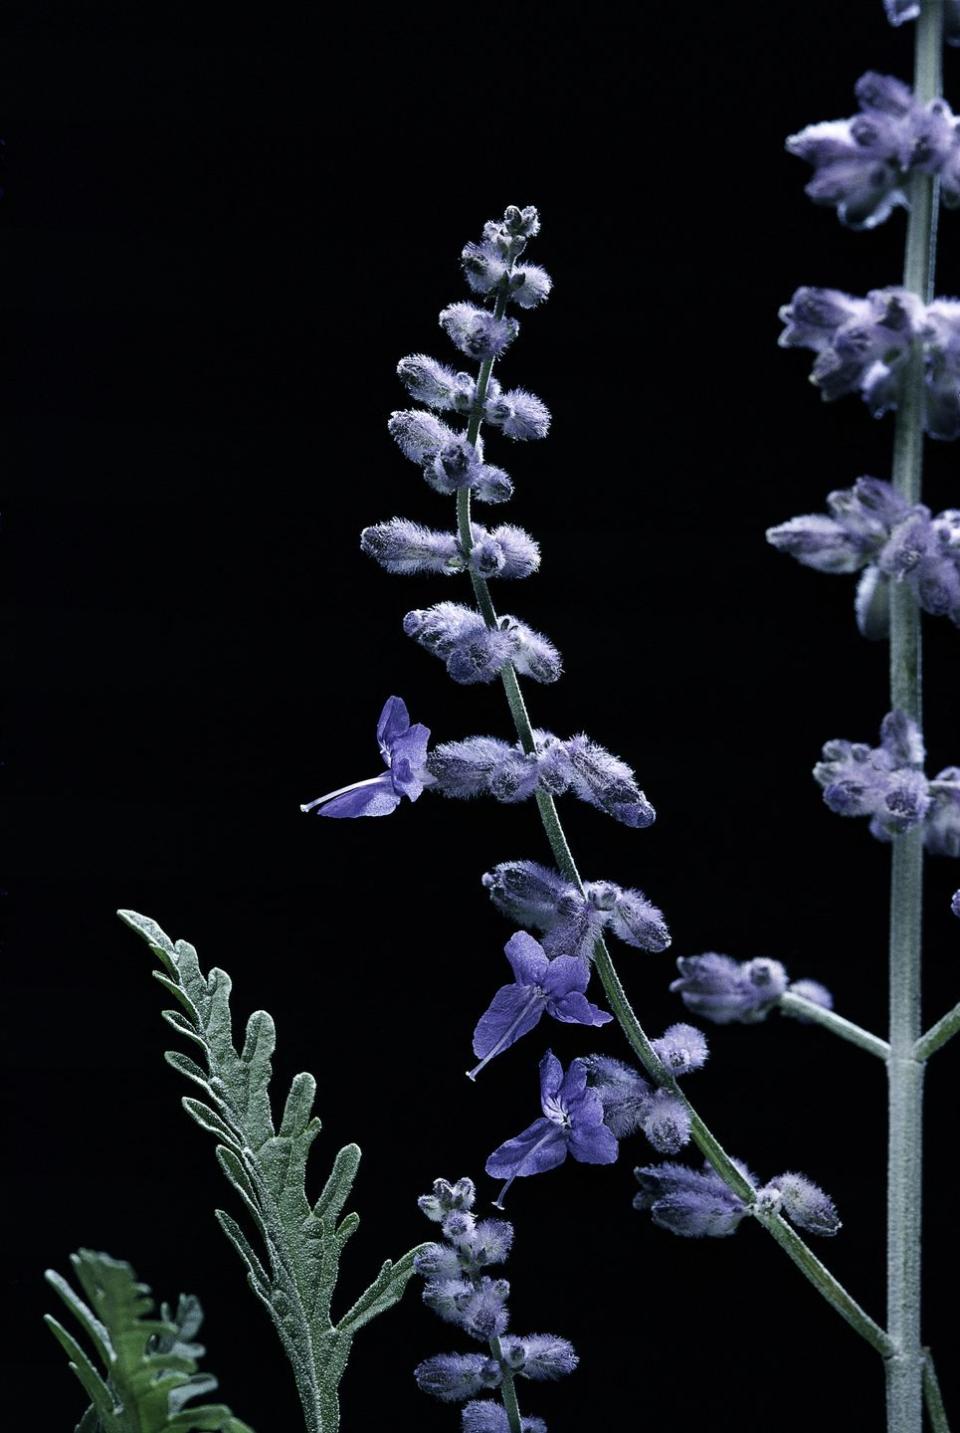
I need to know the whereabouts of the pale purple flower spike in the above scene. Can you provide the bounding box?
[413,1172,574,1429]
[300,695,430,818]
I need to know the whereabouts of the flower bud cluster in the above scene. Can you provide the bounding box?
[482,858,670,956]
[768,475,960,633]
[427,729,655,828]
[582,1035,708,1155]
[633,1161,840,1239]
[389,411,514,502]
[812,709,960,851]
[778,285,960,438]
[788,71,960,229]
[403,602,561,685]
[362,518,541,580]
[413,1176,574,1428]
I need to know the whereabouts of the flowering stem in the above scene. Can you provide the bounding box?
[777,990,890,1059]
[915,999,960,1059]
[453,251,892,1365]
[489,1335,523,1433]
[884,6,942,1428]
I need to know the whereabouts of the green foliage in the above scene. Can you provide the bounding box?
[44,1249,253,1433]
[117,910,428,1433]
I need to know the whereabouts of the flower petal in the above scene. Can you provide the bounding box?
[318,777,401,818]
[537,1049,564,1107]
[485,1117,568,1180]
[377,695,411,760]
[568,1117,619,1165]
[472,983,546,1060]
[541,953,590,998]
[547,990,613,1028]
[504,930,550,986]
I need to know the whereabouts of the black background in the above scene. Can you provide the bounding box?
[5,2,960,1429]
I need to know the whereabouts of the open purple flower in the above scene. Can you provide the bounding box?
[485,1051,618,1205]
[468,931,612,1080]
[300,695,430,818]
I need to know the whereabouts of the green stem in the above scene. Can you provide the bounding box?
[916,999,960,1060]
[923,1348,952,1433]
[885,5,942,1427]
[490,1335,523,1433]
[778,990,890,1060]
[452,263,889,1362]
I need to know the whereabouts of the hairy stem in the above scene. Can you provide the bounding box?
[884,5,942,1428]
[452,253,890,1362]
[923,1348,952,1433]
[778,990,890,1060]
[915,999,960,1060]
[490,1335,523,1433]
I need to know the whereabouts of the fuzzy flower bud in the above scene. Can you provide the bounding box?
[641,1089,693,1155]
[397,354,476,413]
[415,1353,502,1402]
[814,710,932,838]
[361,518,461,575]
[461,1403,547,1433]
[482,860,576,928]
[765,1172,841,1236]
[561,734,656,828]
[651,1022,709,1075]
[499,1334,578,1382]
[440,302,519,361]
[671,953,788,1024]
[508,264,553,309]
[418,1177,477,1223]
[582,1054,652,1138]
[634,1159,753,1238]
[952,889,960,918]
[606,886,671,950]
[483,385,552,440]
[784,979,835,1022]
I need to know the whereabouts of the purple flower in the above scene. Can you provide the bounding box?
[670,953,788,1024]
[633,1159,754,1238]
[778,287,960,437]
[814,709,931,838]
[485,1051,619,1205]
[467,931,612,1080]
[767,476,960,631]
[786,72,960,229]
[300,695,430,818]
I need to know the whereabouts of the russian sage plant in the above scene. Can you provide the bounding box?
[299,9,960,1422]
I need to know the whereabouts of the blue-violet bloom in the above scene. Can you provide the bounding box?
[485,1051,618,1205]
[468,931,612,1080]
[767,475,960,634]
[300,695,430,818]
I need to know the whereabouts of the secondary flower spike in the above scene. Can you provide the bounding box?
[485,1051,618,1206]
[300,695,430,818]
[468,931,612,1080]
